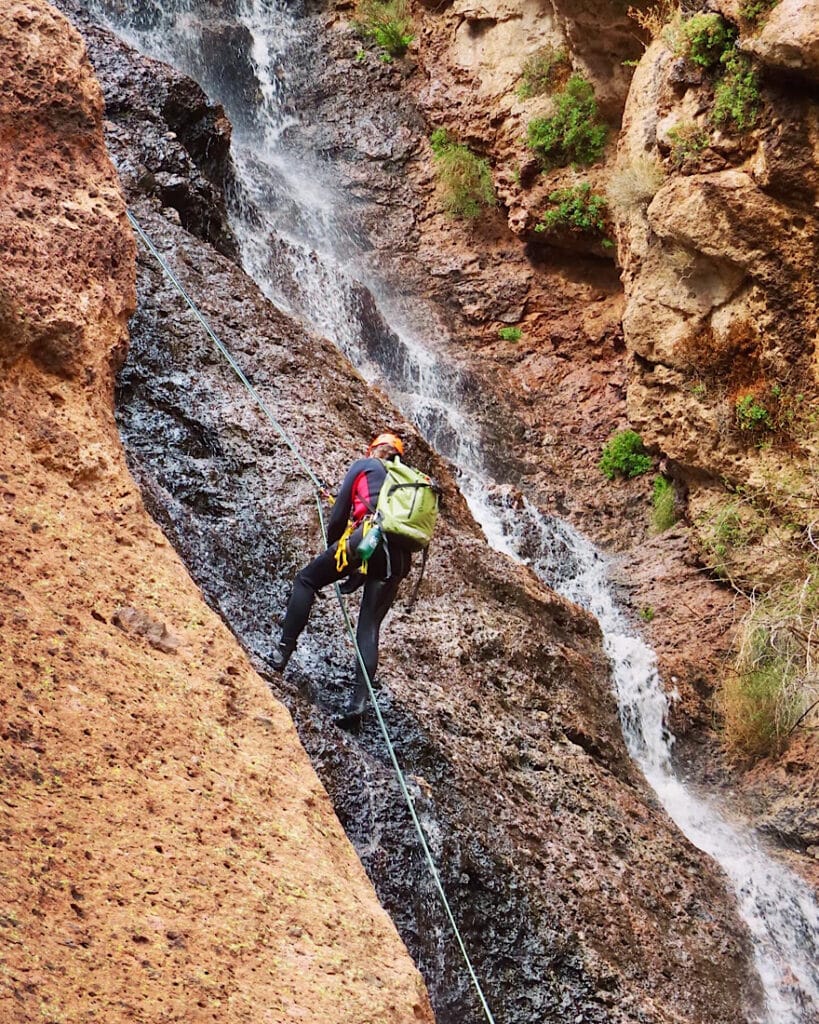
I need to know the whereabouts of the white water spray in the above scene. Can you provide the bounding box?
[87,2,819,1019]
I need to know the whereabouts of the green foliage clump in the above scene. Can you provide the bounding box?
[355,0,414,57]
[498,326,522,341]
[740,0,779,25]
[599,429,652,480]
[713,50,761,131]
[517,45,570,98]
[429,129,495,219]
[666,121,710,168]
[735,393,773,432]
[651,475,678,532]
[723,574,817,759]
[678,13,736,68]
[526,75,608,169]
[535,183,611,245]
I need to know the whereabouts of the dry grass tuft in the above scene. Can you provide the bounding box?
[608,154,665,214]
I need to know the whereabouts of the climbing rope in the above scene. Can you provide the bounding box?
[127,210,497,1024]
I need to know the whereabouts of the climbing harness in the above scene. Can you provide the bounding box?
[127,210,497,1024]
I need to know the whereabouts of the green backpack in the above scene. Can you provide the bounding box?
[375,457,439,552]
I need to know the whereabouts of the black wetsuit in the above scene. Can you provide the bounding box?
[278,457,411,711]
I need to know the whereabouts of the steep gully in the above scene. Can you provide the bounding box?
[73,1,818,1021]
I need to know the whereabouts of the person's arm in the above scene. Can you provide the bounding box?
[325,461,362,545]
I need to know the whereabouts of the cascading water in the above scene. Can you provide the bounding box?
[84,2,819,1020]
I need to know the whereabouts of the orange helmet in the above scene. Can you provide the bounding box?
[367,432,404,456]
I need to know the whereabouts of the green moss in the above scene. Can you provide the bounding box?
[498,326,522,341]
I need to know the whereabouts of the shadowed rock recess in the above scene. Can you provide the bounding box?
[31,2,773,1023]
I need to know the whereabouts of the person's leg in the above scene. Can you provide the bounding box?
[270,541,357,671]
[343,545,410,715]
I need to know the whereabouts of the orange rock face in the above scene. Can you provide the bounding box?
[0,3,433,1022]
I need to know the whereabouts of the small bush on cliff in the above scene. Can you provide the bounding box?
[712,50,761,131]
[498,326,522,341]
[599,429,652,480]
[535,183,612,246]
[666,121,710,168]
[526,75,608,168]
[677,13,736,68]
[740,0,779,25]
[355,0,413,57]
[608,154,665,213]
[517,45,570,98]
[651,475,678,532]
[722,572,818,758]
[735,393,773,433]
[430,129,495,219]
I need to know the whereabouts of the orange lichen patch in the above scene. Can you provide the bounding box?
[678,318,764,388]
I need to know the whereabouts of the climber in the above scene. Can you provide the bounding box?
[268,432,413,725]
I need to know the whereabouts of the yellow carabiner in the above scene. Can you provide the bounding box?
[334,521,355,574]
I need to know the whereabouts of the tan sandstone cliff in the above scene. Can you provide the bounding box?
[0,3,434,1021]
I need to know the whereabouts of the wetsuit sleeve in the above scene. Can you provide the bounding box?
[325,461,363,545]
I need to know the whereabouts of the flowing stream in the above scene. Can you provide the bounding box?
[85,2,819,1020]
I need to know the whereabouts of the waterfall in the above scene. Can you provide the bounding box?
[84,2,819,1020]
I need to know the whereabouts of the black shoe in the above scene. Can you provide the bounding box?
[334,708,363,731]
[268,640,295,673]
[334,697,366,728]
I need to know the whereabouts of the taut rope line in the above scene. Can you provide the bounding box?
[126,209,498,1024]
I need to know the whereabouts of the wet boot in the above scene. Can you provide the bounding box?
[268,638,295,673]
[334,678,368,729]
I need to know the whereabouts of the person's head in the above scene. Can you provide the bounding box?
[367,431,404,461]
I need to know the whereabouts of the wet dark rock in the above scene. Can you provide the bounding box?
[55,0,239,260]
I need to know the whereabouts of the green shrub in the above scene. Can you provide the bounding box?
[517,45,570,98]
[740,0,779,24]
[638,605,656,623]
[735,393,773,432]
[666,121,709,168]
[535,183,611,244]
[599,429,652,480]
[355,0,413,57]
[651,475,679,532]
[498,326,522,341]
[722,657,800,758]
[713,50,761,131]
[526,75,608,169]
[429,129,495,219]
[678,13,736,68]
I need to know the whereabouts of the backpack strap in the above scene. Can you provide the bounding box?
[405,545,429,611]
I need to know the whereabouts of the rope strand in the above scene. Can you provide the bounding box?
[127,209,497,1024]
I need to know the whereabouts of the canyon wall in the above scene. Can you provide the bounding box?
[0,4,434,1021]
